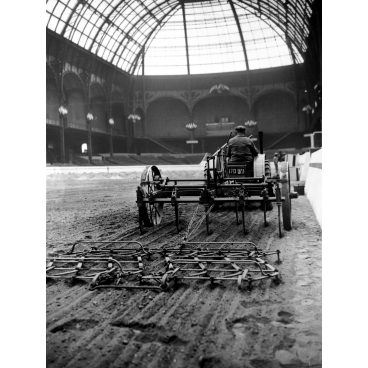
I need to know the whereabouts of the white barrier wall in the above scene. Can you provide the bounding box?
[46,162,206,176]
[296,151,311,182]
[305,149,322,228]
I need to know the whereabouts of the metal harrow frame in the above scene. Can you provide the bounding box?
[46,241,150,284]
[47,240,281,292]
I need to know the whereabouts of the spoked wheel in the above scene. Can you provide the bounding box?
[280,162,292,230]
[264,159,271,178]
[138,165,164,227]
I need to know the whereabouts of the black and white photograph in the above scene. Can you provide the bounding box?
[47,0,324,366]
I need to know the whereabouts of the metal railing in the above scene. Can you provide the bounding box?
[46,118,59,126]
[304,131,322,149]
[205,122,235,131]
[46,119,126,137]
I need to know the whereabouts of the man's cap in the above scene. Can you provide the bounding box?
[274,153,278,156]
[234,125,246,132]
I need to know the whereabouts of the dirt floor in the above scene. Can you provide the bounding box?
[46,169,322,368]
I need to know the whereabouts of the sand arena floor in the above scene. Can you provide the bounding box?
[46,168,322,368]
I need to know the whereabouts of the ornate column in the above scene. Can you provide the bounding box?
[108,118,114,157]
[185,122,197,154]
[58,102,68,163]
[86,110,94,163]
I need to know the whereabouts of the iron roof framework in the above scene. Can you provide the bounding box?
[46,0,315,75]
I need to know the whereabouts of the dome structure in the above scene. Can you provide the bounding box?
[46,0,314,75]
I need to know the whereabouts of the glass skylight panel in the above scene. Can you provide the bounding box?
[56,21,65,34]
[54,2,66,20]
[59,6,72,23]
[79,34,88,48]
[65,0,78,9]
[47,16,58,32]
[71,30,81,44]
[47,0,312,75]
[185,1,246,74]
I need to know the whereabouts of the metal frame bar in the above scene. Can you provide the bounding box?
[181,2,191,75]
[110,1,177,66]
[129,4,181,75]
[229,0,251,108]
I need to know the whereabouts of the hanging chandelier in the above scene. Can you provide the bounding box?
[87,111,94,121]
[58,104,68,116]
[210,84,229,94]
[185,122,197,131]
[128,114,141,123]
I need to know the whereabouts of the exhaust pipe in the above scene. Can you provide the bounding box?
[258,131,264,154]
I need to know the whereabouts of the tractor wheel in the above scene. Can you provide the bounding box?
[204,161,212,183]
[280,162,292,230]
[263,159,273,210]
[264,159,271,178]
[140,165,164,226]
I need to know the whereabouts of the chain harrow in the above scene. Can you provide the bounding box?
[46,241,281,292]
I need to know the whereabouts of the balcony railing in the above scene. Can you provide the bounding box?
[206,122,235,136]
[46,118,129,137]
[46,118,59,126]
[304,131,322,149]
[67,122,87,131]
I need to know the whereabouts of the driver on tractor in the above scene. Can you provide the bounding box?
[226,125,259,174]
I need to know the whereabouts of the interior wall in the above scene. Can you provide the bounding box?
[111,103,126,135]
[254,92,298,133]
[193,95,250,136]
[67,90,87,129]
[46,82,59,121]
[146,98,190,138]
[91,98,107,132]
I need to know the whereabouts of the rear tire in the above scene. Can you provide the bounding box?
[264,159,271,178]
[280,162,292,230]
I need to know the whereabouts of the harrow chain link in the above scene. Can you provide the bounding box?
[47,241,281,292]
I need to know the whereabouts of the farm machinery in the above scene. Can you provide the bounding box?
[136,131,298,238]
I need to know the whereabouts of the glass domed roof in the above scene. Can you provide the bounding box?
[46,0,313,75]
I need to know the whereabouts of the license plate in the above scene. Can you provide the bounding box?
[229,168,245,175]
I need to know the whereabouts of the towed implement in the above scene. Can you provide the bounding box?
[136,131,298,238]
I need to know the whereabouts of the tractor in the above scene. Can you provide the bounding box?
[136,131,298,238]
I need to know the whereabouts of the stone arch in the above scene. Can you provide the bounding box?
[62,71,87,130]
[88,81,107,132]
[46,63,60,123]
[253,90,298,133]
[193,91,249,111]
[252,87,296,107]
[111,90,124,104]
[90,82,106,101]
[46,82,59,123]
[63,71,84,96]
[90,96,107,133]
[67,90,87,129]
[146,95,189,111]
[46,62,60,123]
[193,94,251,137]
[146,97,191,138]
[111,91,126,135]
